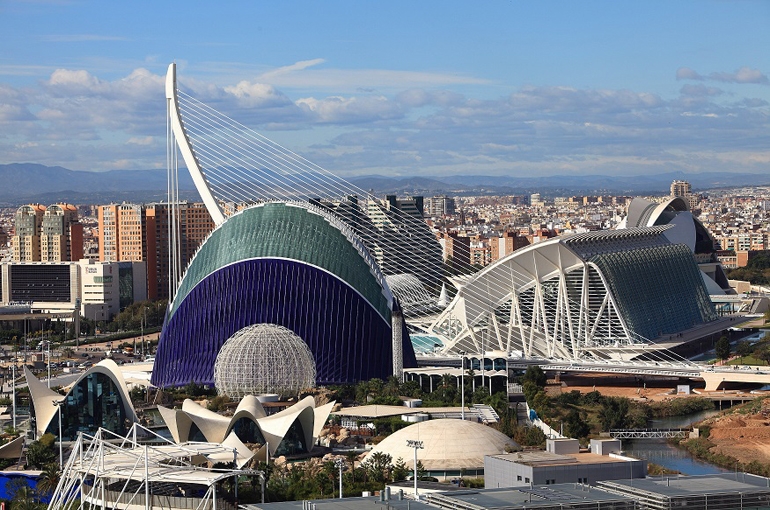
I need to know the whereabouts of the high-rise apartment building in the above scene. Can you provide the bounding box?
[441,232,471,267]
[670,180,692,197]
[97,202,214,301]
[425,195,456,217]
[41,204,84,261]
[145,202,215,301]
[12,203,82,262]
[489,231,530,262]
[12,204,46,261]
[98,204,144,262]
[670,180,699,210]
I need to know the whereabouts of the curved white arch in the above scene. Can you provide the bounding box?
[166,63,225,224]
[26,359,137,438]
[429,236,647,360]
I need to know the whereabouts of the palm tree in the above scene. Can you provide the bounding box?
[36,463,61,499]
[12,484,40,510]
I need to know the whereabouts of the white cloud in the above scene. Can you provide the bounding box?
[680,84,722,97]
[254,60,488,91]
[297,95,404,124]
[711,66,769,85]
[676,67,703,81]
[127,136,154,146]
[257,59,326,81]
[677,66,768,85]
[0,65,767,177]
[223,81,294,108]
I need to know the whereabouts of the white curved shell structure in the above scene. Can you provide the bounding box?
[159,395,334,458]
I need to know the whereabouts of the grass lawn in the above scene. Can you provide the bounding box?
[726,355,769,366]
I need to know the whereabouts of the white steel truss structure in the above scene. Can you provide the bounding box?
[430,228,712,364]
[48,424,263,510]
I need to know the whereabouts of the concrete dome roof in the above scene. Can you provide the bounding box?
[366,418,518,471]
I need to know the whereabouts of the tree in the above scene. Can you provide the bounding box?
[366,451,392,483]
[36,463,61,499]
[522,366,547,388]
[392,457,409,482]
[439,373,456,404]
[416,460,428,481]
[563,409,590,439]
[531,391,551,420]
[599,397,630,430]
[383,376,401,397]
[26,433,57,469]
[736,341,753,363]
[400,380,422,399]
[11,484,41,510]
[755,346,770,366]
[715,335,731,361]
[522,381,540,403]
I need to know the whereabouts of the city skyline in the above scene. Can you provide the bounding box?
[0,1,768,178]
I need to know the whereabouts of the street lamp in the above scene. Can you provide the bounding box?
[334,458,345,499]
[406,439,424,499]
[459,351,466,420]
[52,399,65,469]
[11,363,16,430]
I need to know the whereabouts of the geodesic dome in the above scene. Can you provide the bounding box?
[213,323,316,399]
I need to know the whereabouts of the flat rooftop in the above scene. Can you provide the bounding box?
[489,451,639,467]
[427,485,635,509]
[245,484,635,510]
[332,405,466,419]
[599,473,770,498]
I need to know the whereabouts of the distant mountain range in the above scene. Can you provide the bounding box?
[0,163,768,206]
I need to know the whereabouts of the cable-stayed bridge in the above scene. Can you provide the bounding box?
[164,63,768,390]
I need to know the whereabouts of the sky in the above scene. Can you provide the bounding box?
[0,0,768,178]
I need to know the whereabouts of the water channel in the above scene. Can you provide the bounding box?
[623,409,730,475]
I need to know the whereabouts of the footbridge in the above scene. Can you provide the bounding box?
[418,356,770,391]
[608,428,691,439]
[509,358,770,391]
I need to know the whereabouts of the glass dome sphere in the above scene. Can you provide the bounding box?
[214,323,316,399]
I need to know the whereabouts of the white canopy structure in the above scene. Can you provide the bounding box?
[430,227,718,362]
[158,396,335,459]
[25,359,137,439]
[48,424,263,510]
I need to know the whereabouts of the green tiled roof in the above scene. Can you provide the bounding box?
[590,244,717,339]
[170,202,391,320]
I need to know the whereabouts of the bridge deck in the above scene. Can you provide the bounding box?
[609,428,690,439]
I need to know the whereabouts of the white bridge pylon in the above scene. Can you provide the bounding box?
[166,63,225,224]
[164,62,443,313]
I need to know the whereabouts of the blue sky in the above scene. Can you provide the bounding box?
[0,0,768,178]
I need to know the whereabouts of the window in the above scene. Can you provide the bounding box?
[525,478,530,483]
[517,475,522,481]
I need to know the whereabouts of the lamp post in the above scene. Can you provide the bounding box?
[334,458,345,499]
[459,351,466,420]
[53,399,65,469]
[11,363,16,430]
[406,439,424,499]
[46,337,51,388]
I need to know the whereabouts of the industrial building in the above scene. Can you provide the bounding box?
[0,259,146,321]
[484,439,646,489]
